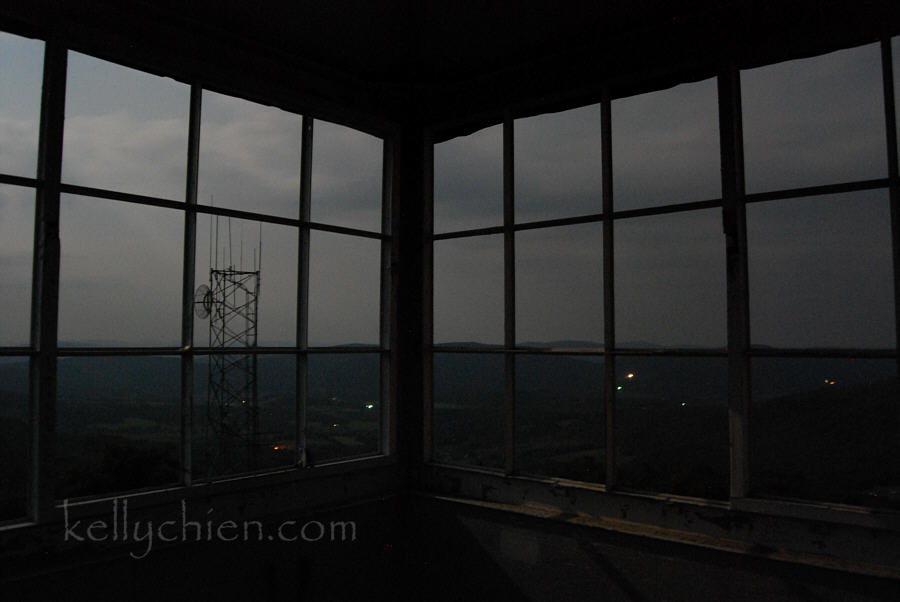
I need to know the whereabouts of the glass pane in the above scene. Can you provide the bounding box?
[194,354,295,478]
[516,223,603,347]
[307,353,380,462]
[517,354,604,482]
[742,43,885,192]
[748,191,894,349]
[616,357,728,498]
[434,234,504,345]
[57,356,180,499]
[613,78,720,210]
[751,358,899,508]
[515,103,603,222]
[0,357,28,520]
[0,185,34,345]
[0,31,43,177]
[199,90,301,217]
[311,119,382,232]
[63,51,189,200]
[433,353,504,468]
[195,215,297,347]
[59,195,182,347]
[615,209,726,348]
[434,124,502,233]
[308,231,381,346]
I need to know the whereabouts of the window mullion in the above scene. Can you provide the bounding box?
[718,66,751,499]
[297,115,313,467]
[503,113,516,476]
[881,38,900,378]
[179,83,202,487]
[29,39,66,522]
[422,134,435,463]
[601,89,617,490]
[380,137,395,456]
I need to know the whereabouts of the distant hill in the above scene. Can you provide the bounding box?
[0,349,894,416]
[0,353,381,418]
[0,346,896,506]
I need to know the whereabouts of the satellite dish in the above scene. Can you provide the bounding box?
[194,284,212,319]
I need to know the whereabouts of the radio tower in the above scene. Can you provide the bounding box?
[195,215,262,476]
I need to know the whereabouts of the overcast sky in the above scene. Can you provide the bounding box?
[433,40,897,349]
[0,32,383,347]
[1,32,898,349]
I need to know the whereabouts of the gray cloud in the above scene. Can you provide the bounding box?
[311,119,383,232]
[516,222,604,344]
[433,234,504,344]
[515,103,605,221]
[62,51,190,200]
[615,209,726,348]
[612,77,721,209]
[747,190,894,348]
[1,31,896,352]
[57,195,184,346]
[1,42,389,347]
[199,90,301,217]
[431,43,892,349]
[433,124,503,233]
[0,110,39,177]
[62,111,188,200]
[742,42,886,192]
[308,230,381,346]
[0,185,34,345]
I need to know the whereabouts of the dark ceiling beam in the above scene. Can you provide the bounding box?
[0,0,409,137]
[1,0,898,139]
[421,0,900,140]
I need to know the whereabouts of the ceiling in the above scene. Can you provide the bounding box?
[2,0,899,134]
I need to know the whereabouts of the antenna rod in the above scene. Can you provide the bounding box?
[215,214,219,271]
[211,194,216,271]
[228,217,233,268]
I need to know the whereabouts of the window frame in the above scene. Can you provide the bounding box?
[423,38,900,522]
[0,32,397,526]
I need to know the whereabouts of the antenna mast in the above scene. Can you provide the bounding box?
[196,213,262,476]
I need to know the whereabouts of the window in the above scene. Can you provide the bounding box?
[517,353,605,482]
[742,42,899,506]
[612,78,720,210]
[59,194,184,347]
[427,41,898,509]
[0,356,29,520]
[198,90,300,217]
[311,119,383,231]
[515,104,604,221]
[742,43,885,192]
[0,31,43,521]
[433,352,505,468]
[516,223,603,346]
[0,31,43,178]
[433,235,504,345]
[433,124,502,233]
[750,358,898,506]
[63,51,189,201]
[0,35,392,519]
[747,191,893,349]
[0,184,34,347]
[614,209,725,349]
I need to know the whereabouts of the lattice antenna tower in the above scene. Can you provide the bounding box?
[194,211,263,476]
